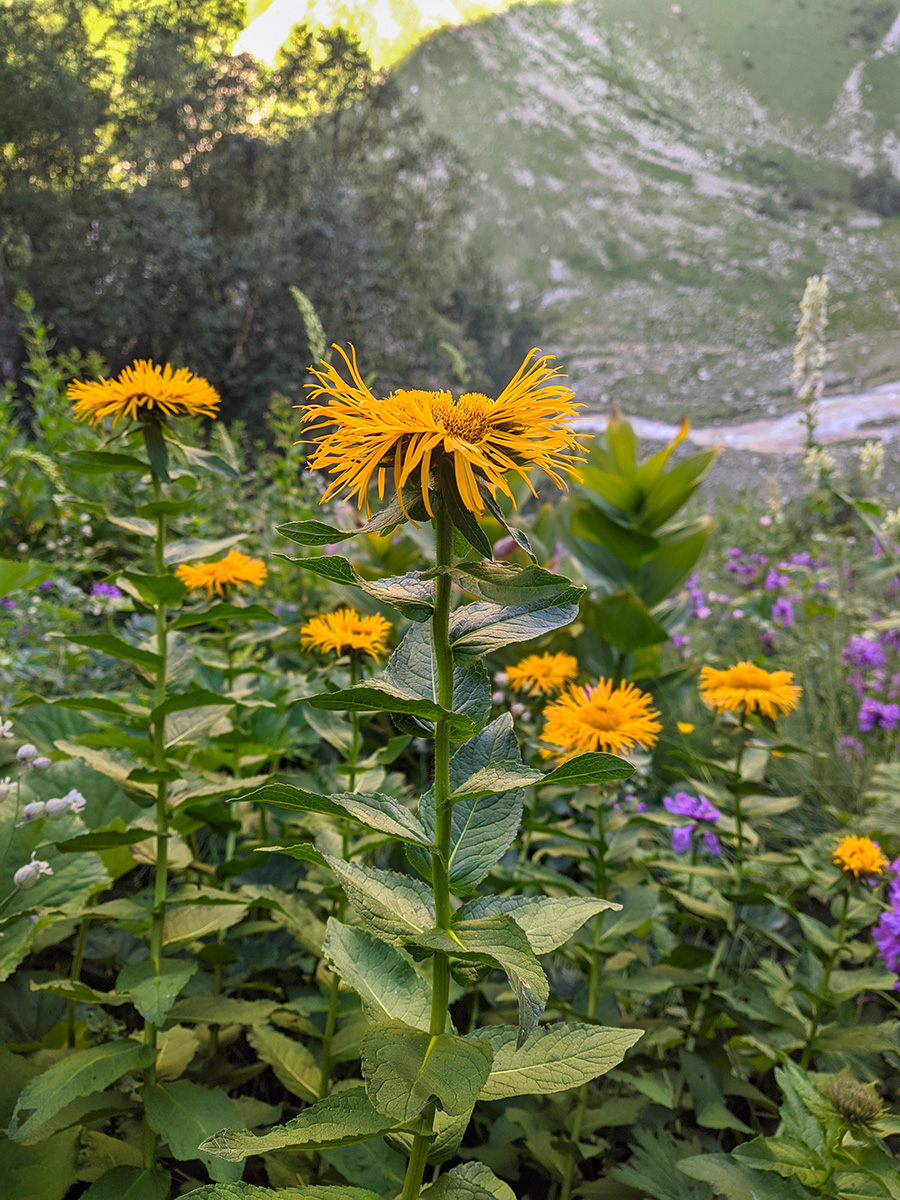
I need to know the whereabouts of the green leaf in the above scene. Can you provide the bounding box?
[324,857,435,947]
[247,1025,320,1103]
[239,782,430,847]
[79,1167,170,1200]
[680,1051,753,1133]
[542,751,635,787]
[199,1087,405,1160]
[55,829,155,853]
[0,558,52,599]
[481,489,535,560]
[143,1081,242,1182]
[256,841,328,868]
[9,1041,155,1141]
[162,904,248,947]
[277,520,359,547]
[449,589,583,655]
[118,571,186,606]
[469,1021,643,1099]
[305,680,478,741]
[457,896,619,954]
[420,916,548,1045]
[440,468,494,558]
[361,1020,493,1122]
[296,556,434,620]
[29,979,129,1007]
[732,1136,828,1187]
[170,603,274,629]
[115,958,198,1025]
[384,621,491,738]
[423,1162,517,1200]
[0,1127,80,1200]
[167,997,281,1026]
[177,442,240,479]
[571,504,658,567]
[106,513,157,538]
[584,588,669,652]
[187,1184,382,1200]
[65,635,162,671]
[150,690,234,721]
[19,694,148,718]
[323,919,433,1031]
[163,535,245,566]
[450,561,576,606]
[678,1154,805,1200]
[66,450,148,475]
[642,449,718,529]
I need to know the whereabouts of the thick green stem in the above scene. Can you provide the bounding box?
[399,500,455,1200]
[800,889,850,1069]
[731,719,748,895]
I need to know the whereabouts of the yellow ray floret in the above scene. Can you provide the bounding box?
[301,345,586,518]
[68,360,220,426]
[507,651,579,696]
[541,678,661,763]
[300,607,391,660]
[699,661,802,719]
[175,549,267,598]
[833,834,888,878]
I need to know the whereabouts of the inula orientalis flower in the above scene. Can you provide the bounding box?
[833,834,887,879]
[69,360,220,425]
[175,549,267,598]
[302,345,586,518]
[699,661,801,719]
[541,679,661,763]
[300,607,391,660]
[507,651,578,696]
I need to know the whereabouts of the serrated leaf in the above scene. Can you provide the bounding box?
[732,1136,828,1187]
[296,555,434,620]
[541,751,635,787]
[66,635,162,671]
[163,535,244,566]
[143,1081,241,1182]
[323,919,433,1031]
[79,1167,170,1200]
[457,896,619,954]
[304,680,477,741]
[450,561,576,606]
[677,1153,802,1200]
[448,588,583,655]
[469,1021,643,1099]
[257,841,328,868]
[423,1161,517,1200]
[247,1025,320,1102]
[239,783,430,846]
[361,1020,493,1122]
[384,621,490,739]
[115,958,198,1025]
[9,1041,155,1141]
[324,857,434,946]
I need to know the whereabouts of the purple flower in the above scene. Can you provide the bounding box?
[843,636,887,671]
[873,908,900,981]
[672,633,691,650]
[859,698,900,733]
[837,736,865,761]
[702,830,721,856]
[671,826,694,854]
[790,552,813,567]
[760,629,778,655]
[38,580,52,590]
[771,597,794,628]
[664,792,701,817]
[846,671,867,699]
[764,569,789,590]
[90,582,123,600]
[0,598,15,610]
[664,792,721,856]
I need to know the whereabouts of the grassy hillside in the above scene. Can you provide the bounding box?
[396,0,900,420]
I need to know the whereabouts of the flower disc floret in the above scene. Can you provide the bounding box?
[175,549,267,598]
[68,360,220,426]
[540,678,661,763]
[302,345,586,518]
[833,834,888,879]
[699,661,801,719]
[507,651,579,696]
[300,607,391,660]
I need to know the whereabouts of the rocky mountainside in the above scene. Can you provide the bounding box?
[397,0,900,421]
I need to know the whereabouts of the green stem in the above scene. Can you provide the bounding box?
[399,499,455,1200]
[731,718,748,895]
[800,888,850,1069]
[67,912,91,1048]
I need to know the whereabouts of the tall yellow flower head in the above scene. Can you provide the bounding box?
[300,607,391,660]
[833,835,887,879]
[302,345,586,519]
[175,549,267,598]
[507,651,579,697]
[541,678,662,763]
[68,360,220,426]
[699,661,801,719]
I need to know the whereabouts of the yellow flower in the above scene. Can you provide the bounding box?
[300,607,391,660]
[175,549,267,598]
[677,722,694,734]
[541,679,662,763]
[302,345,586,519]
[833,834,887,879]
[699,661,801,719]
[68,360,220,426]
[507,651,579,696]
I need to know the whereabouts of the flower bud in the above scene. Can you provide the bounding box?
[0,777,12,801]
[62,788,87,814]
[30,756,53,771]
[16,744,38,764]
[828,1077,885,1126]
[14,853,53,889]
[20,801,46,822]
[44,796,71,820]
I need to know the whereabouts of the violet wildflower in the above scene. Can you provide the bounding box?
[90,581,123,600]
[764,568,790,590]
[859,698,900,733]
[771,597,794,628]
[837,736,865,761]
[843,636,886,670]
[0,597,15,609]
[664,791,721,855]
[672,633,691,650]
[38,580,52,591]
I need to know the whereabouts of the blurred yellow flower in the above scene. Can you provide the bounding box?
[699,661,801,719]
[677,722,694,734]
[69,360,220,426]
[541,679,661,763]
[833,835,887,879]
[302,345,586,519]
[175,549,266,598]
[300,607,390,660]
[507,651,578,696]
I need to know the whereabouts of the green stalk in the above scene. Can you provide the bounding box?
[399,499,455,1200]
[731,717,748,895]
[800,888,850,1069]
[67,912,91,1047]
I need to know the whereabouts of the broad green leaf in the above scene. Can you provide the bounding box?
[187,1185,381,1199]
[680,1051,753,1133]
[200,1087,404,1160]
[55,829,154,853]
[642,448,718,529]
[420,916,547,1045]
[360,1019,493,1122]
[119,571,186,606]
[167,997,281,1026]
[482,490,535,559]
[162,904,247,947]
[384,621,490,738]
[19,695,149,719]
[457,896,619,954]
[605,412,639,473]
[577,465,642,514]
[79,1167,170,1200]
[732,1136,828,1187]
[448,760,539,801]
[247,1025,320,1103]
[583,588,669,652]
[678,1154,805,1200]
[66,635,162,671]
[638,517,715,607]
[115,958,198,1026]
[29,979,129,1007]
[163,535,244,565]
[469,1021,643,1099]
[277,520,358,546]
[571,504,657,567]
[9,1041,155,1141]
[176,442,239,479]
[105,513,157,538]
[66,450,148,475]
[542,751,635,787]
[324,857,434,947]
[239,782,430,847]
[423,1161,517,1200]
[239,883,326,954]
[0,1127,80,1200]
[257,841,328,868]
[323,919,433,1031]
[450,561,576,606]
[0,558,52,598]
[150,691,234,721]
[143,1081,242,1182]
[296,555,434,620]
[449,589,584,655]
[305,680,477,741]
[170,603,274,629]
[52,741,156,795]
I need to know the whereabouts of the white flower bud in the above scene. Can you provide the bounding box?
[14,853,53,889]
[20,801,46,822]
[30,756,53,771]
[0,777,12,801]
[44,796,71,820]
[494,672,509,687]
[16,744,38,764]
[0,718,14,739]
[62,789,86,814]
[510,702,526,717]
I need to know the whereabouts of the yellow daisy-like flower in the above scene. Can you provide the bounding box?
[507,651,579,696]
[302,345,586,519]
[677,722,695,734]
[540,678,662,763]
[300,607,391,660]
[833,834,888,879]
[68,360,220,426]
[175,549,267,598]
[699,661,801,719]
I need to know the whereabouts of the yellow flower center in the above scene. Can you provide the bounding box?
[431,392,493,443]
[722,664,775,690]
[580,704,624,733]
